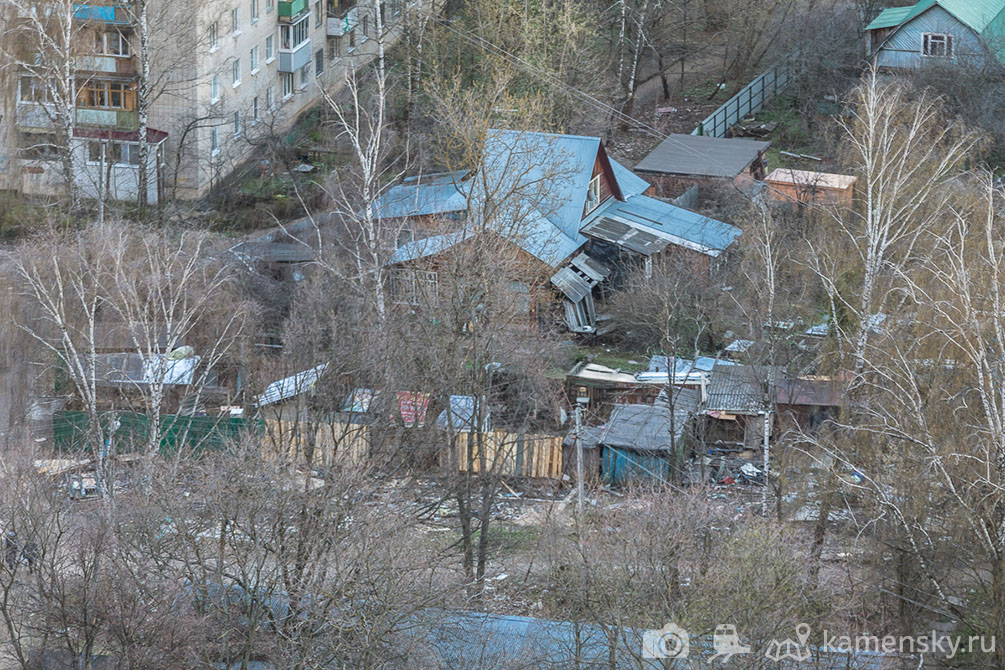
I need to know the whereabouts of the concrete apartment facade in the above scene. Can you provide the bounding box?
[2,0,404,202]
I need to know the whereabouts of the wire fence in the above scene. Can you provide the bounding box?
[693,52,802,138]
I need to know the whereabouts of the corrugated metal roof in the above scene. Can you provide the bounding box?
[635,134,770,179]
[609,157,651,197]
[256,363,327,407]
[581,195,741,258]
[76,352,199,387]
[865,6,914,30]
[705,363,778,414]
[766,169,857,190]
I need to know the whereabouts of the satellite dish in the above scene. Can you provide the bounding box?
[166,345,195,360]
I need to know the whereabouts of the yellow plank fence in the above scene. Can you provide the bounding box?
[445,431,564,479]
[263,420,369,466]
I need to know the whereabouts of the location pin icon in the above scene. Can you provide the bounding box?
[796,623,811,645]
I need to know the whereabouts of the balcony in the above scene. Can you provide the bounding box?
[278,0,308,22]
[76,108,138,130]
[75,55,137,76]
[73,4,134,25]
[327,6,358,36]
[15,102,58,131]
[327,0,356,19]
[277,39,311,73]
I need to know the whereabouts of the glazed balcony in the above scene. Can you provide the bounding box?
[76,108,138,130]
[75,55,137,77]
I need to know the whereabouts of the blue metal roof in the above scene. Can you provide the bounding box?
[610,157,651,198]
[388,230,474,264]
[583,195,741,258]
[372,171,469,219]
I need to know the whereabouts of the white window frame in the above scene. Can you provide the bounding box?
[266,85,274,109]
[87,140,140,167]
[252,96,259,123]
[251,0,259,23]
[281,72,293,99]
[280,15,310,51]
[265,35,275,62]
[266,0,274,12]
[586,173,602,212]
[392,269,439,306]
[209,21,219,51]
[210,74,220,103]
[297,62,311,89]
[314,1,321,28]
[250,45,260,74]
[922,32,953,58]
[211,127,220,156]
[231,7,240,35]
[233,110,242,138]
[95,30,129,57]
[232,59,241,87]
[18,75,50,104]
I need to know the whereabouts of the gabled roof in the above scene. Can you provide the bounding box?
[388,230,475,264]
[866,6,914,30]
[599,393,699,452]
[372,171,469,219]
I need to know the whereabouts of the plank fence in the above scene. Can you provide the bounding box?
[262,420,369,466]
[692,52,802,138]
[444,431,564,479]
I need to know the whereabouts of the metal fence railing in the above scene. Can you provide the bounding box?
[693,52,801,138]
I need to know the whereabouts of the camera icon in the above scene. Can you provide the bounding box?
[642,622,690,659]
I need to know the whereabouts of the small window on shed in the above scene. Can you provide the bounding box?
[922,33,953,57]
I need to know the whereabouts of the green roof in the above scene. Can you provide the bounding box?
[866,6,913,30]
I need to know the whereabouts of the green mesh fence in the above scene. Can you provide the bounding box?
[53,410,263,455]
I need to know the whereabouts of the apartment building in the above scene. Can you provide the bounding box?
[3,0,404,203]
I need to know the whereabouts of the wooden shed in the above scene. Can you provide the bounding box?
[765,169,857,209]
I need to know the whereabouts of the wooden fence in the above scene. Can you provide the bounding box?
[692,51,801,138]
[262,420,369,466]
[444,431,564,479]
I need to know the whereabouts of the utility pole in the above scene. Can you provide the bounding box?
[575,402,584,519]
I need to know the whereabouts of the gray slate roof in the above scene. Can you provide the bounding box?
[635,134,771,179]
[599,389,700,452]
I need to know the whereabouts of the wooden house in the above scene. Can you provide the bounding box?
[374,129,741,334]
[866,0,1005,69]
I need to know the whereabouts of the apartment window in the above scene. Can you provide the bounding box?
[266,85,274,109]
[231,7,239,34]
[211,127,220,155]
[250,46,260,73]
[233,110,241,137]
[251,0,259,22]
[94,30,129,57]
[266,0,273,11]
[328,36,340,60]
[314,1,322,27]
[87,141,140,166]
[209,21,218,50]
[77,80,134,110]
[18,76,49,103]
[252,96,259,123]
[210,74,220,103]
[922,33,953,58]
[315,48,324,74]
[298,62,311,88]
[232,59,241,86]
[280,15,310,50]
[281,72,293,98]
[348,28,355,50]
[265,35,274,61]
[361,14,368,38]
